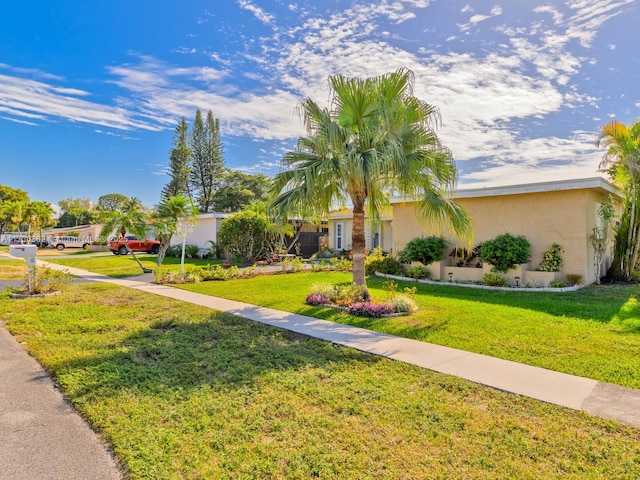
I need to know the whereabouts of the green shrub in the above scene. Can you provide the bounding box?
[549,279,569,288]
[364,248,385,275]
[399,236,447,265]
[218,210,271,263]
[478,233,531,273]
[538,243,564,272]
[565,273,583,286]
[199,265,231,281]
[185,244,200,258]
[11,266,73,294]
[482,272,509,287]
[165,245,182,258]
[365,253,404,276]
[404,265,430,279]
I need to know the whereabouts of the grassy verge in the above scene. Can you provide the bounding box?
[0,258,28,279]
[176,272,640,389]
[1,282,639,478]
[44,253,222,277]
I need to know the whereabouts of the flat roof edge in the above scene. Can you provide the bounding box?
[390,177,621,203]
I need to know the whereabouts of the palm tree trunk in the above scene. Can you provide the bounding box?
[625,185,637,279]
[126,244,149,273]
[352,203,367,288]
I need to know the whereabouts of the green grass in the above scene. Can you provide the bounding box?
[1,282,639,479]
[45,253,222,277]
[176,272,640,389]
[0,257,28,279]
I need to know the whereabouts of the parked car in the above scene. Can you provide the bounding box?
[50,236,91,251]
[31,238,49,247]
[108,236,161,255]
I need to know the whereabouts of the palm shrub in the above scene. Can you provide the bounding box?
[399,236,447,265]
[185,244,201,258]
[478,233,530,273]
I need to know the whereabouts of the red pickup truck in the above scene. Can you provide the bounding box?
[108,236,161,255]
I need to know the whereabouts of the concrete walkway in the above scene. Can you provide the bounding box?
[2,259,640,479]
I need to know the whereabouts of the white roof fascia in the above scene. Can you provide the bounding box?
[389,177,621,203]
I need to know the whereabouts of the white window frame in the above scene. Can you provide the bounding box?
[335,222,343,250]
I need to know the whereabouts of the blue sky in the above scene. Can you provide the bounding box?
[1,1,638,209]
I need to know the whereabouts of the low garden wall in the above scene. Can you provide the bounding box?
[415,260,566,287]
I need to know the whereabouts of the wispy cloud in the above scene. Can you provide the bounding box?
[0,0,632,183]
[0,72,160,131]
[237,0,275,25]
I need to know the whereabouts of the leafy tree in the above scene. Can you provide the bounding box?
[96,193,129,212]
[212,170,270,212]
[26,201,54,243]
[270,68,470,291]
[162,117,192,202]
[218,209,272,263]
[189,109,225,213]
[0,185,29,234]
[98,197,150,273]
[5,200,28,240]
[152,195,198,269]
[57,197,95,227]
[596,119,640,281]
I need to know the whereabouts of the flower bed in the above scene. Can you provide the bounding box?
[305,281,417,317]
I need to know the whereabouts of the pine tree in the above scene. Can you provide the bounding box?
[161,117,191,202]
[188,109,225,213]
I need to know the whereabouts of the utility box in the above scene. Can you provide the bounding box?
[10,244,37,259]
[10,244,37,266]
[10,244,38,292]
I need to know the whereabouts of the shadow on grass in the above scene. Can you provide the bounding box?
[55,310,381,400]
[366,276,640,331]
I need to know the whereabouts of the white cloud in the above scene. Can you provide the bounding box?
[0,72,160,131]
[237,0,275,25]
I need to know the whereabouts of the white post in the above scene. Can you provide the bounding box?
[178,219,194,280]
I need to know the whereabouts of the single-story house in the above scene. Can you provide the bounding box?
[328,208,393,252]
[44,224,104,244]
[169,213,230,253]
[328,177,622,285]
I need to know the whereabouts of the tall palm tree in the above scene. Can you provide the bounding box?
[26,201,54,245]
[7,200,27,243]
[596,119,640,280]
[98,197,150,273]
[153,195,198,272]
[271,68,471,291]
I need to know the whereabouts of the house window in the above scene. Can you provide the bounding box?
[335,222,343,250]
[371,222,380,249]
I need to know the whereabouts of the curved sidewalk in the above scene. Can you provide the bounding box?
[38,261,640,429]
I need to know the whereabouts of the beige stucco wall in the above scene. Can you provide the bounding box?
[392,188,610,282]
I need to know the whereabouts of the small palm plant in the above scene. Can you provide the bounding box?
[98,197,150,273]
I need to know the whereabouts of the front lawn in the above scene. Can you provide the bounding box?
[45,253,222,277]
[1,283,639,479]
[178,272,640,389]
